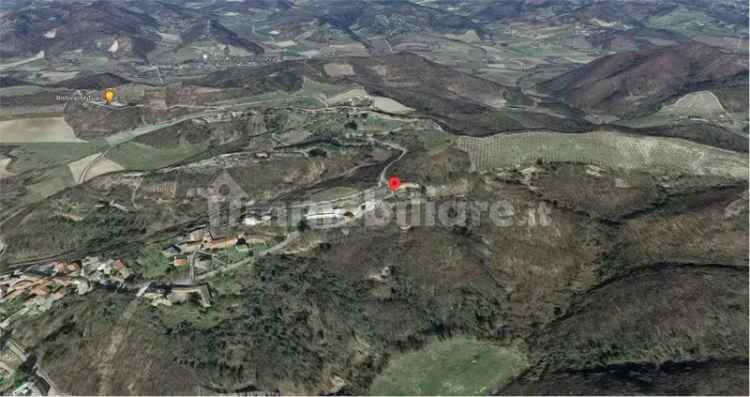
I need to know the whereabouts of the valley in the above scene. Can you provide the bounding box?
[0,0,747,395]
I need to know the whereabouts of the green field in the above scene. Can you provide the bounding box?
[614,91,739,131]
[135,245,173,279]
[415,128,455,151]
[212,246,250,264]
[300,77,354,98]
[647,6,741,39]
[106,141,208,170]
[6,141,108,173]
[209,81,340,110]
[25,165,75,200]
[369,338,528,396]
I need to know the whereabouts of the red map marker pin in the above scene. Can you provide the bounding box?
[389,176,401,192]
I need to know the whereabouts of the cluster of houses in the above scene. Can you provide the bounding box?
[161,228,271,270]
[297,199,381,230]
[0,223,284,331]
[0,257,134,329]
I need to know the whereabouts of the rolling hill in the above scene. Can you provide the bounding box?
[539,42,749,116]
[179,19,264,55]
[0,0,159,59]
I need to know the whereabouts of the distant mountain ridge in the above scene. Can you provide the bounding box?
[539,42,748,116]
[179,19,264,55]
[0,0,159,59]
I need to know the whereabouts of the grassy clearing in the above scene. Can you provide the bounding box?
[357,113,408,132]
[155,303,224,329]
[456,131,749,180]
[286,96,326,108]
[155,263,258,330]
[0,85,49,97]
[211,90,292,107]
[210,87,329,110]
[327,88,369,105]
[647,6,741,39]
[398,127,456,154]
[300,77,353,98]
[67,152,125,182]
[306,186,360,202]
[106,141,208,170]
[614,113,682,129]
[369,338,528,396]
[135,246,172,279]
[212,247,250,265]
[6,142,108,173]
[418,129,456,153]
[26,165,75,200]
[617,91,729,129]
[1,164,75,218]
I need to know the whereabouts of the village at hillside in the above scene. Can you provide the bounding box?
[0,226,279,330]
[0,225,283,395]
[0,258,121,330]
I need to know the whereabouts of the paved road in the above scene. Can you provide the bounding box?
[0,96,421,396]
[4,99,414,270]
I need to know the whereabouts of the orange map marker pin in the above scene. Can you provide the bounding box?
[389,176,401,192]
[104,88,115,105]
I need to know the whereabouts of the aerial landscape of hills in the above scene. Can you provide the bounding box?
[0,0,748,395]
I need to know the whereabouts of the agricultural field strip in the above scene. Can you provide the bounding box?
[0,117,84,144]
[3,98,414,269]
[457,130,749,180]
[88,95,297,178]
[0,51,45,71]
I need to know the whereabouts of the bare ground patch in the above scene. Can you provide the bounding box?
[0,117,84,143]
[68,152,125,182]
[324,63,355,78]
